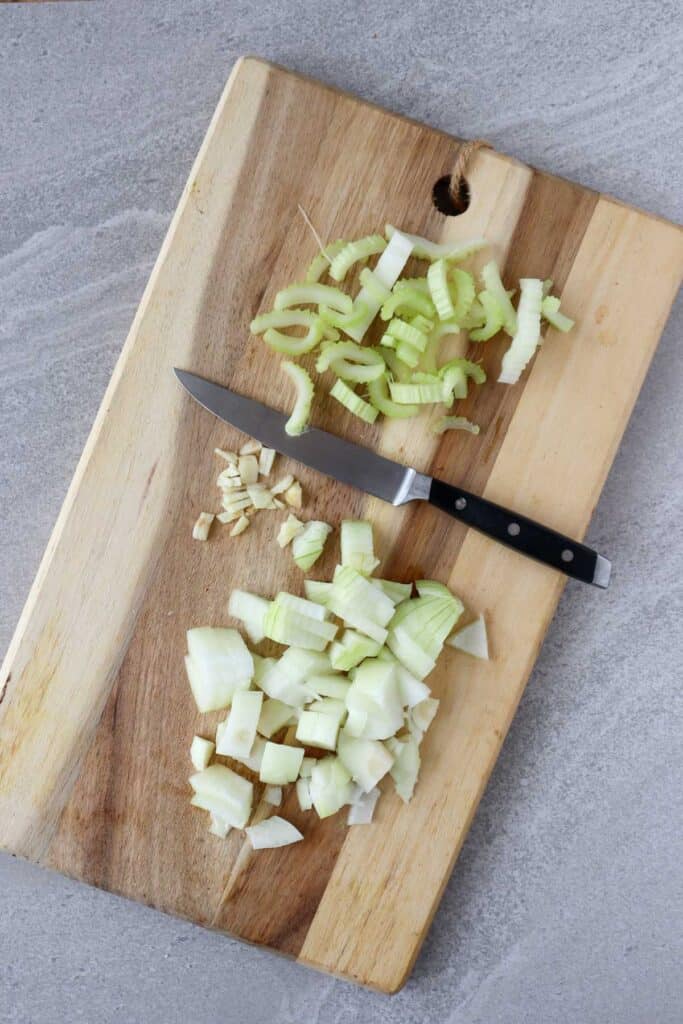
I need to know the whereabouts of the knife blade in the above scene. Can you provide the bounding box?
[175,369,611,588]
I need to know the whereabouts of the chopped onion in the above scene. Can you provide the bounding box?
[295,776,313,810]
[259,741,305,784]
[271,474,294,495]
[209,813,232,838]
[328,566,395,644]
[308,697,347,724]
[347,786,380,825]
[291,520,332,571]
[345,658,404,739]
[307,673,351,700]
[337,732,394,792]
[340,520,380,576]
[214,448,238,464]
[375,579,412,604]
[215,689,263,759]
[259,648,329,706]
[190,735,215,771]
[329,629,382,671]
[303,580,332,605]
[246,815,303,849]
[309,756,353,818]
[277,513,304,548]
[192,512,214,541]
[263,785,282,806]
[264,600,337,651]
[447,614,489,659]
[299,756,316,779]
[387,735,421,802]
[258,447,276,476]
[281,361,314,436]
[296,710,340,751]
[189,763,253,829]
[258,697,298,738]
[185,627,253,713]
[228,589,271,643]
[409,697,440,740]
[228,733,267,773]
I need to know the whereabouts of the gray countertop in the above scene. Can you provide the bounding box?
[1,3,681,1022]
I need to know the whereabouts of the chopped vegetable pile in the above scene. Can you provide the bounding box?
[187,520,489,849]
[249,222,574,437]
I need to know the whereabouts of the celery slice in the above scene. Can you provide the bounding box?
[329,234,387,281]
[498,277,543,384]
[541,294,575,332]
[345,231,414,342]
[330,379,378,424]
[433,416,480,435]
[427,258,455,320]
[469,289,504,341]
[281,361,314,436]
[367,375,419,419]
[388,381,447,405]
[274,282,353,315]
[305,238,346,283]
[481,261,517,335]
[385,224,487,261]
[316,341,385,383]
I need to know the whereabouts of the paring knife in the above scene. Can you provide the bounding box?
[175,369,611,589]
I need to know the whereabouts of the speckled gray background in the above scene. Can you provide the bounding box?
[1,2,681,1022]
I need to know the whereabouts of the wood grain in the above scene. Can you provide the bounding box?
[0,57,681,992]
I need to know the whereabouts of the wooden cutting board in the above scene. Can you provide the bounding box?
[1,57,681,993]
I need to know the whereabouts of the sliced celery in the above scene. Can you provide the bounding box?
[281,361,314,436]
[330,378,378,424]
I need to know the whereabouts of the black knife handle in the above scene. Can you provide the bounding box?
[428,478,610,588]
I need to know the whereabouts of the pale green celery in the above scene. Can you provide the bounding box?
[541,295,575,332]
[380,284,435,321]
[469,289,504,341]
[389,317,429,352]
[358,267,392,305]
[385,224,487,261]
[329,234,387,281]
[379,331,397,349]
[499,277,543,384]
[330,378,378,424]
[427,258,455,320]
[250,309,318,335]
[419,332,441,374]
[389,381,447,404]
[317,301,369,334]
[263,320,325,356]
[315,341,385,383]
[367,374,418,418]
[345,232,414,342]
[304,239,346,283]
[459,297,486,330]
[281,361,314,436]
[449,267,476,321]
[381,348,412,383]
[274,282,353,315]
[394,340,421,368]
[433,416,480,435]
[439,357,486,386]
[481,261,517,335]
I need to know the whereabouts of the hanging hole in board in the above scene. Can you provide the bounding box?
[432,174,471,216]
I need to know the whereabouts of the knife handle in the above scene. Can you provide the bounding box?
[428,478,611,588]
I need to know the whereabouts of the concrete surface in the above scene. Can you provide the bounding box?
[1,2,681,1022]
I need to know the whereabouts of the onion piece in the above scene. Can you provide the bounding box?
[190,735,215,771]
[277,513,304,548]
[185,627,253,713]
[214,448,238,464]
[303,580,332,605]
[271,474,294,495]
[263,785,282,806]
[215,690,263,759]
[284,481,302,508]
[246,816,303,849]
[387,735,421,802]
[296,710,340,751]
[240,439,261,456]
[309,756,353,818]
[340,520,380,576]
[257,698,298,739]
[409,697,440,741]
[238,455,259,485]
[281,361,314,437]
[258,648,329,706]
[337,732,394,792]
[228,589,271,643]
[347,786,380,825]
[295,777,313,810]
[189,764,253,829]
[246,483,276,509]
[307,673,350,700]
[447,614,489,659]
[328,566,395,644]
[259,742,305,784]
[192,512,214,541]
[291,520,332,571]
[209,813,232,838]
[329,629,381,671]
